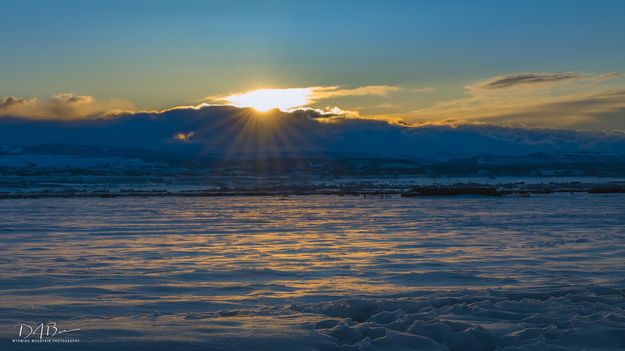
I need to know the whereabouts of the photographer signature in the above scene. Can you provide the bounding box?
[15,322,80,340]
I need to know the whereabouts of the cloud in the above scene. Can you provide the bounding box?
[1,73,623,132]
[593,72,622,81]
[204,85,406,111]
[310,85,401,100]
[0,96,27,108]
[407,72,625,129]
[51,93,95,104]
[0,93,135,120]
[471,72,581,90]
[483,90,625,129]
[1,105,625,159]
[290,106,360,118]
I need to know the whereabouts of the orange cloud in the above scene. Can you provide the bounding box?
[404,72,625,129]
[0,93,135,120]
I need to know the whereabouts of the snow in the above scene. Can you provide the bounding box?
[297,287,625,350]
[0,154,151,168]
[0,194,624,350]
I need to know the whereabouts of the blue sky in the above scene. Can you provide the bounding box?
[1,0,625,129]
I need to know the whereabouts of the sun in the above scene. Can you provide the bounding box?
[224,88,311,112]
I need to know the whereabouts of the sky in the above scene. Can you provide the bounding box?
[1,0,625,130]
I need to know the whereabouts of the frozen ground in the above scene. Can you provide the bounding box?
[0,194,624,350]
[2,175,625,194]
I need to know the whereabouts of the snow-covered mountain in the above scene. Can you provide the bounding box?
[2,105,625,177]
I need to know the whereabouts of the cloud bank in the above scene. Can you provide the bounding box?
[1,105,624,159]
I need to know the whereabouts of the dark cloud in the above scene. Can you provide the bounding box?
[475,72,580,89]
[1,105,624,158]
